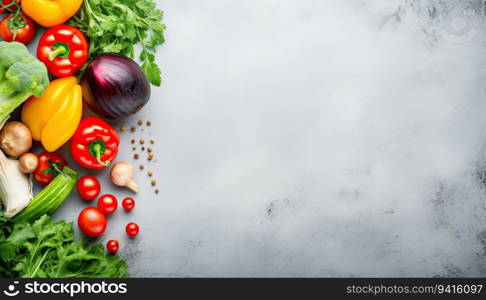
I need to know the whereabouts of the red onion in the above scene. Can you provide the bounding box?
[81,53,151,119]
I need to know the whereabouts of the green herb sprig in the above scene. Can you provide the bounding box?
[69,0,166,86]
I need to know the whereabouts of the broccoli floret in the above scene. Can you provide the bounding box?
[0,41,49,123]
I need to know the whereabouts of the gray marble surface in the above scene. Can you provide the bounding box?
[29,0,486,277]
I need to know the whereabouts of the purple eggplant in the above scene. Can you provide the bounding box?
[81,53,151,119]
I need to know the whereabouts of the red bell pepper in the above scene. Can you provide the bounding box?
[37,24,88,77]
[70,117,119,169]
[34,152,67,186]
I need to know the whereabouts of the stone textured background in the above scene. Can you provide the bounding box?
[31,0,486,276]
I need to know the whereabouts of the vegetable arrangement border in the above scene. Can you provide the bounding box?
[0,0,165,278]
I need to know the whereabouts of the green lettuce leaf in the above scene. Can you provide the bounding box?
[0,215,128,278]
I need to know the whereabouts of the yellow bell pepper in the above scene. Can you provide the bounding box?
[21,0,83,28]
[21,77,82,152]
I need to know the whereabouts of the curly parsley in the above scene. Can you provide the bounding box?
[69,0,166,86]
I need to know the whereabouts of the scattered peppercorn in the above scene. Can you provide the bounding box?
[140,139,145,145]
[147,120,152,126]
[134,153,139,159]
[148,153,153,161]
[130,126,136,132]
[150,138,154,144]
[151,180,156,186]
[147,171,153,177]
[140,164,145,170]
[147,147,152,153]
[120,125,126,132]
[137,119,143,125]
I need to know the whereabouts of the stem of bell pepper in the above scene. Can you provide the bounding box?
[89,140,110,167]
[48,43,70,61]
[49,160,63,175]
[40,159,63,177]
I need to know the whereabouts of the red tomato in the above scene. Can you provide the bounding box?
[122,197,135,211]
[76,175,101,201]
[97,194,118,214]
[125,222,139,237]
[34,152,66,186]
[106,240,119,254]
[0,0,20,13]
[78,207,107,237]
[0,13,35,44]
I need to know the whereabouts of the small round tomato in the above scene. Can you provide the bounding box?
[0,0,20,13]
[125,222,139,237]
[106,240,119,254]
[122,197,135,211]
[0,13,35,44]
[97,194,118,214]
[76,175,101,201]
[78,207,107,237]
[34,152,66,186]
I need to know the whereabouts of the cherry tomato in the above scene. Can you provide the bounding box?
[0,0,20,14]
[0,13,35,44]
[76,175,101,201]
[97,194,118,214]
[106,240,119,254]
[78,207,107,237]
[122,197,135,211]
[125,222,139,237]
[34,152,66,186]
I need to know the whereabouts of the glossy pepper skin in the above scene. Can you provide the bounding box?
[38,25,88,77]
[70,117,120,169]
[21,77,83,152]
[34,152,67,186]
[21,0,82,27]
